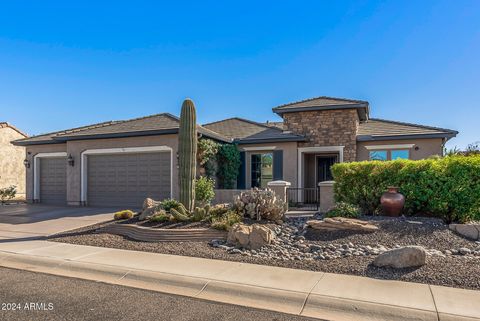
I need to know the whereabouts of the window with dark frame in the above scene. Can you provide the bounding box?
[251,153,273,188]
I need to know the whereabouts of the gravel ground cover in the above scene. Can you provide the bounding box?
[49,215,480,290]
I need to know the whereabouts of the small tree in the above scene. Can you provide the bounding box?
[195,176,215,207]
[0,185,17,204]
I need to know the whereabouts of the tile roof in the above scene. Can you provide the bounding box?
[357,118,458,141]
[203,118,305,144]
[12,121,120,145]
[263,121,284,130]
[13,113,230,145]
[272,96,369,120]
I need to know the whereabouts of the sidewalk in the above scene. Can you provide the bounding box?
[0,239,479,321]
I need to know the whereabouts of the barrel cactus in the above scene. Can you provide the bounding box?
[178,98,197,212]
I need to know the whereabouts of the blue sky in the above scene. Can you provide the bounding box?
[0,1,479,149]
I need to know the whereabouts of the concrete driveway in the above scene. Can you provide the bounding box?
[0,204,122,240]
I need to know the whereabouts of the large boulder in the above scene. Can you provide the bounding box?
[373,246,426,269]
[449,224,480,240]
[138,198,162,221]
[307,217,378,233]
[227,223,275,250]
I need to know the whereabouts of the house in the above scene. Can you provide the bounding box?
[13,96,457,207]
[1,122,28,198]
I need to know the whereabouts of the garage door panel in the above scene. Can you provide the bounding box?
[87,152,171,207]
[40,157,67,204]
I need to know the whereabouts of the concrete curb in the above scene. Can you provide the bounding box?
[0,247,479,321]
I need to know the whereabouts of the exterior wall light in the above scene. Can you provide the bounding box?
[67,154,75,167]
[23,159,30,168]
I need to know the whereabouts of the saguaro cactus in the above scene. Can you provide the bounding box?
[178,98,197,212]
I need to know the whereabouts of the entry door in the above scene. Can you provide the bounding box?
[316,155,337,183]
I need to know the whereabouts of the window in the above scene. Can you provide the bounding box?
[369,149,410,161]
[251,153,273,188]
[391,149,409,160]
[369,150,388,161]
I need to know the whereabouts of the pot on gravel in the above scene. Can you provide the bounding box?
[380,187,405,217]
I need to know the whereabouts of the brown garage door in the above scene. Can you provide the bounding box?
[87,152,171,207]
[40,157,67,204]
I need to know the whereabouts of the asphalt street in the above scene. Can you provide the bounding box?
[0,267,320,321]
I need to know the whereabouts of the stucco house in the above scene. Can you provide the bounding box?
[13,96,457,207]
[1,122,27,198]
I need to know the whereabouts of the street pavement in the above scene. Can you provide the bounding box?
[0,267,319,321]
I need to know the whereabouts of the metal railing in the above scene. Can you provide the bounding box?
[286,187,319,211]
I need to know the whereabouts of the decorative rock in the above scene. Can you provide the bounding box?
[373,246,426,269]
[227,223,275,250]
[458,247,471,255]
[307,217,378,233]
[449,224,480,240]
[138,198,162,220]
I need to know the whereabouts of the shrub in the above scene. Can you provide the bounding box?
[211,210,242,230]
[216,144,241,189]
[331,155,480,223]
[234,188,286,221]
[195,177,215,206]
[159,199,182,212]
[0,185,17,204]
[114,210,135,220]
[325,202,360,218]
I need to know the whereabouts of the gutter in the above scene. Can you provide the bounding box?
[357,132,458,142]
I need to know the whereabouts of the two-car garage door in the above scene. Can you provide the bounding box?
[86,152,171,207]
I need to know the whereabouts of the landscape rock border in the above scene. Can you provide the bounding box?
[103,224,227,242]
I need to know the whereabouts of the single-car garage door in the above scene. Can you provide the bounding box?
[87,152,171,207]
[40,157,67,204]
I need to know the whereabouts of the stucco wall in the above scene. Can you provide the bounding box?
[237,141,298,189]
[25,143,67,203]
[282,109,359,162]
[0,127,26,197]
[25,135,178,205]
[356,138,444,161]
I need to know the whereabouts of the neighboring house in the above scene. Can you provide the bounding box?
[1,122,27,198]
[13,96,457,207]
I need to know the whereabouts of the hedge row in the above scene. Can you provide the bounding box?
[331,155,480,223]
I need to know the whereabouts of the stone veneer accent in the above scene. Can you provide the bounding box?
[282,109,359,161]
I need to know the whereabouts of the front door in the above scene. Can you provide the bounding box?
[316,155,337,183]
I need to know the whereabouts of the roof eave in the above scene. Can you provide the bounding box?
[234,136,306,144]
[356,132,458,142]
[11,139,64,146]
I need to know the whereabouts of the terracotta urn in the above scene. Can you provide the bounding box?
[380,187,405,217]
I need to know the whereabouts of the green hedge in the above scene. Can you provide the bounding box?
[331,155,480,223]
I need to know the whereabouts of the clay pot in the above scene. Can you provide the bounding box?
[380,187,405,217]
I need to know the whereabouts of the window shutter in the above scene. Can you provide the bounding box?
[273,150,283,180]
[237,151,246,189]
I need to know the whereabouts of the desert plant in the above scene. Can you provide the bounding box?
[211,210,242,230]
[159,198,182,212]
[178,98,197,212]
[332,155,480,223]
[325,202,360,218]
[234,188,286,221]
[216,144,241,189]
[191,206,210,222]
[148,211,171,223]
[114,210,135,220]
[170,208,190,221]
[195,176,215,206]
[0,185,17,204]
